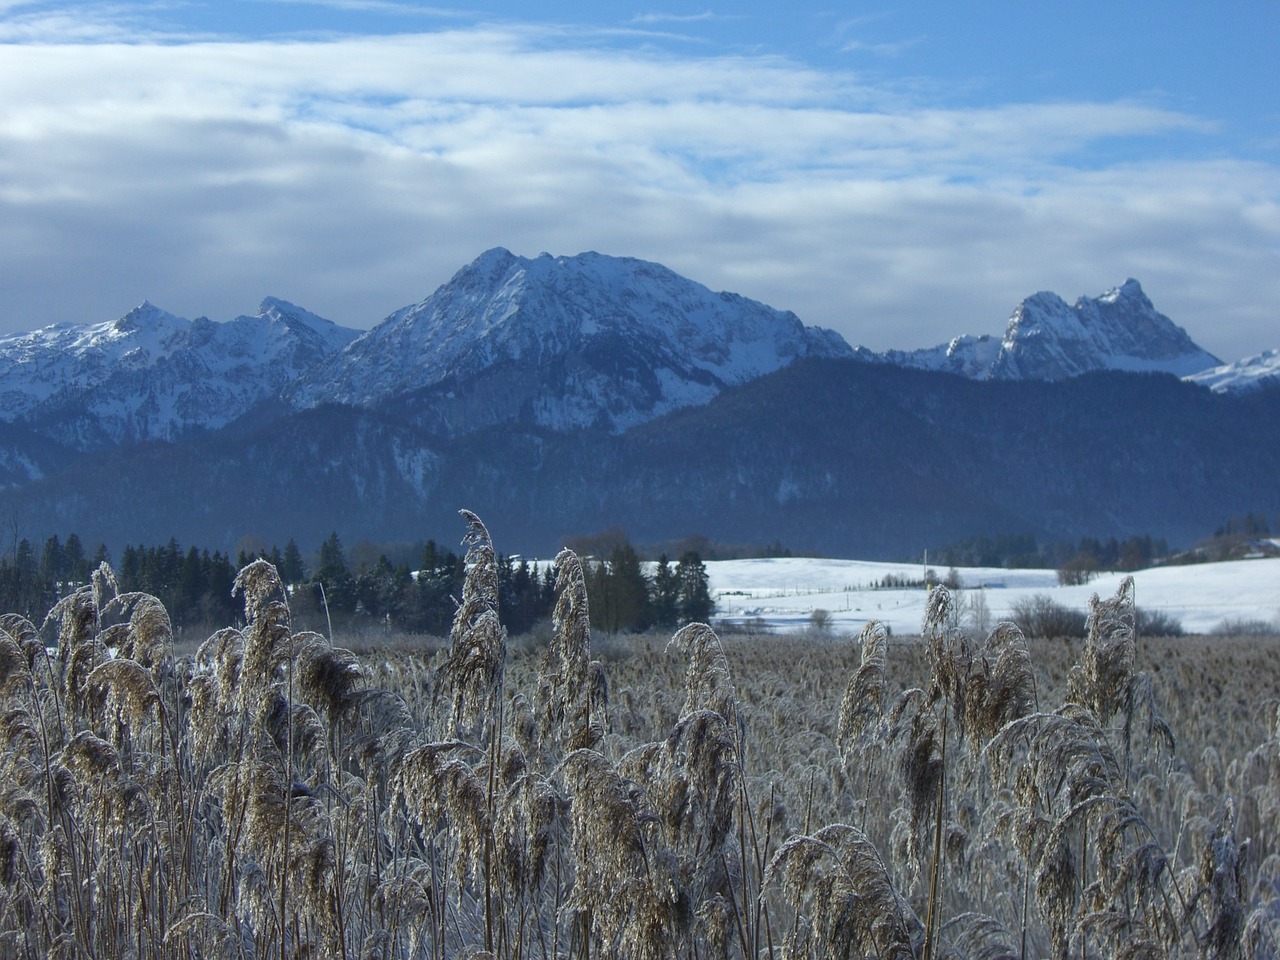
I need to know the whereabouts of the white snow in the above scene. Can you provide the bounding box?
[702,555,1280,636]
[1185,348,1280,394]
[287,247,852,428]
[879,279,1221,382]
[0,298,360,446]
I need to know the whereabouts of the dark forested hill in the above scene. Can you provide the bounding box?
[1,359,1276,558]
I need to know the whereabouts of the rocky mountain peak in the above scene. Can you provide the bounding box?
[0,299,360,450]
[287,248,854,433]
[881,279,1221,382]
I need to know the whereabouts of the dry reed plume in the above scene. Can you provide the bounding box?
[0,517,1274,959]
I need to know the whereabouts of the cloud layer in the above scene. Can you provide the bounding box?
[1,14,1277,360]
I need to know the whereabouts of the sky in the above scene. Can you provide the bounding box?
[1,1,1277,362]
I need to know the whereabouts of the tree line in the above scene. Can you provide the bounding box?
[296,533,714,636]
[0,533,246,628]
[0,530,714,636]
[580,541,713,634]
[933,531,1171,572]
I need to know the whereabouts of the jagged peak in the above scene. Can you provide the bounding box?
[459,246,521,280]
[286,246,852,431]
[1096,278,1146,304]
[884,278,1221,382]
[255,296,348,331]
[120,299,178,321]
[1004,290,1069,335]
[476,245,517,263]
[259,295,303,315]
[112,301,184,335]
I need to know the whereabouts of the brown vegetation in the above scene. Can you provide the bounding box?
[0,512,1277,958]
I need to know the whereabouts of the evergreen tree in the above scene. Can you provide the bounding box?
[64,533,88,583]
[281,539,306,583]
[354,554,405,621]
[608,541,650,632]
[315,531,355,613]
[584,558,616,633]
[651,553,680,628]
[317,532,349,581]
[119,545,141,592]
[204,551,238,624]
[421,539,441,574]
[675,551,713,624]
[39,535,63,587]
[411,540,463,635]
[177,546,205,620]
[498,557,552,636]
[151,538,183,608]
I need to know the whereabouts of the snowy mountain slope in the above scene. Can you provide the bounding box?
[0,298,360,449]
[0,247,1263,478]
[880,279,1221,381]
[1185,348,1280,393]
[286,248,855,434]
[880,332,1003,379]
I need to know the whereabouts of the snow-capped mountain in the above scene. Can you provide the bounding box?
[0,248,1275,554]
[0,249,1262,477]
[880,279,1221,381]
[287,247,854,433]
[0,298,360,449]
[1185,348,1280,393]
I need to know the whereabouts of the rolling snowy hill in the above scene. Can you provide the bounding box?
[704,554,1280,636]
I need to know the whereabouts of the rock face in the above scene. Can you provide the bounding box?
[286,248,854,434]
[0,298,359,450]
[882,279,1221,381]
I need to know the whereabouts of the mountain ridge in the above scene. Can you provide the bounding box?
[0,252,1256,457]
[0,297,360,451]
[286,247,855,434]
[0,248,1272,558]
[878,279,1223,381]
[1,358,1275,558]
[3,252,1251,447]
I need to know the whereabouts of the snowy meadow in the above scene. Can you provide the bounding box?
[706,554,1280,636]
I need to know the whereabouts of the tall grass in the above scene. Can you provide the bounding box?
[0,512,1276,958]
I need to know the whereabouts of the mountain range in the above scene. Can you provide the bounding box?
[0,248,1276,558]
[0,297,358,454]
[875,278,1223,380]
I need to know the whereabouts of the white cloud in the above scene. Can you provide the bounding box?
[628,11,729,25]
[0,21,1276,362]
[256,0,462,14]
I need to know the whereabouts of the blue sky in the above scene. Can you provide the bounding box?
[1,0,1277,360]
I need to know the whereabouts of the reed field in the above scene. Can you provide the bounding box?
[1,510,1278,959]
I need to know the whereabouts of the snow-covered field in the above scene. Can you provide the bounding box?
[705,555,1280,636]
